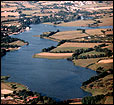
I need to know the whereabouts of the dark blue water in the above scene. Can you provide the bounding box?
[2,24,112,101]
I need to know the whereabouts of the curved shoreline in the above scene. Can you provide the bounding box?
[1,23,112,103]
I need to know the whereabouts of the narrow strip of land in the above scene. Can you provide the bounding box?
[33,52,73,59]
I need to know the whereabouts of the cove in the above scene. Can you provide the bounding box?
[2,24,111,101]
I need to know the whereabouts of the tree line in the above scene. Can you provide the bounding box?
[67,44,113,61]
[5,89,57,104]
[40,30,60,38]
[82,94,105,104]
[82,69,113,86]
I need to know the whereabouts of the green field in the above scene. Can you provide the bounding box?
[50,47,88,53]
[78,51,106,57]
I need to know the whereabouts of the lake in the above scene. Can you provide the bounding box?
[2,24,112,101]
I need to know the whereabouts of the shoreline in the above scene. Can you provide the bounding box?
[32,24,113,103]
[1,77,83,104]
[1,1,113,104]
[2,23,113,103]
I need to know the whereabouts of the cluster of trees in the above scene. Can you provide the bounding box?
[57,40,67,46]
[97,43,108,47]
[17,9,91,26]
[77,29,86,33]
[94,46,113,57]
[1,32,29,57]
[1,44,20,57]
[67,48,94,61]
[52,50,73,53]
[1,49,6,57]
[72,48,94,59]
[1,36,17,43]
[1,75,10,81]
[88,20,102,27]
[41,40,67,52]
[1,44,20,48]
[1,32,28,44]
[42,46,56,52]
[40,30,60,38]
[68,43,112,60]
[82,94,105,104]
[82,69,113,86]
[60,39,112,43]
[67,48,93,60]
[78,53,106,59]
[11,89,57,104]
[41,40,68,53]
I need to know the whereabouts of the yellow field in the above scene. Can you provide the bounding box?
[33,52,73,59]
[73,58,102,68]
[1,7,17,11]
[58,42,103,48]
[50,30,88,40]
[2,21,21,26]
[9,40,28,46]
[102,43,113,51]
[98,59,113,64]
[85,29,107,35]
[1,12,20,17]
[96,17,113,26]
[22,10,41,15]
[55,19,95,27]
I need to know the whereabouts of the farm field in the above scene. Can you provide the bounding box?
[49,28,113,41]
[95,17,113,26]
[88,60,113,71]
[72,58,102,69]
[58,42,104,48]
[102,43,113,51]
[44,19,95,27]
[9,40,28,46]
[50,42,105,53]
[50,47,88,53]
[33,52,73,59]
[34,28,113,44]
[1,17,19,22]
[78,51,106,57]
[98,59,113,64]
[2,21,21,26]
[73,57,113,71]
[85,29,107,36]
[1,12,20,17]
[56,17,113,27]
[50,30,88,40]
[44,16,113,27]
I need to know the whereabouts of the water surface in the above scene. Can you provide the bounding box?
[2,24,111,101]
